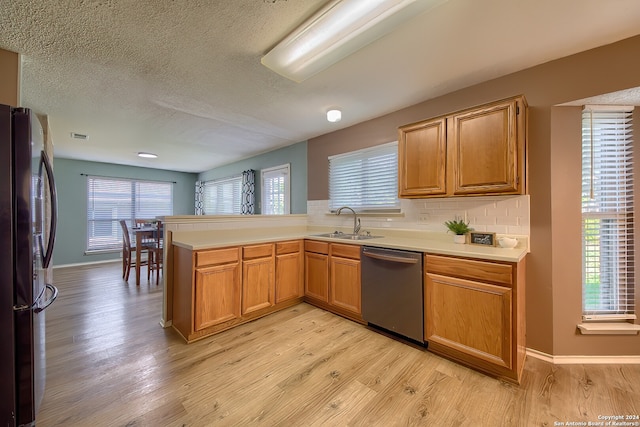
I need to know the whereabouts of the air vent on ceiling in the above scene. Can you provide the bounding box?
[70,132,89,141]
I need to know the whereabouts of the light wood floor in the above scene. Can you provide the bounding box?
[38,262,639,427]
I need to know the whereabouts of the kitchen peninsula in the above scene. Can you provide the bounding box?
[165,216,528,383]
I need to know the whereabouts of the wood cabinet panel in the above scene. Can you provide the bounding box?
[242,256,274,315]
[243,243,274,260]
[425,273,512,369]
[194,262,241,331]
[398,95,526,199]
[425,254,512,286]
[330,243,360,259]
[305,240,329,255]
[398,117,447,197]
[451,99,519,195]
[196,247,239,267]
[304,241,362,321]
[275,240,303,304]
[424,252,525,383]
[276,241,301,255]
[304,251,329,302]
[173,242,303,343]
[329,256,361,315]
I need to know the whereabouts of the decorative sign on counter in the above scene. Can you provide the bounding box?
[468,232,496,246]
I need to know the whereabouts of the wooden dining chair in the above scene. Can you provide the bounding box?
[149,221,163,285]
[134,219,155,246]
[119,220,151,282]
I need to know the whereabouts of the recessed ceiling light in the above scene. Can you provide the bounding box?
[70,132,89,140]
[327,109,342,122]
[137,152,158,159]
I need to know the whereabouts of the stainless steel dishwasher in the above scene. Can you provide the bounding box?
[361,246,424,343]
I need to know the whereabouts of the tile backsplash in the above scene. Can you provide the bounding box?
[307,195,530,237]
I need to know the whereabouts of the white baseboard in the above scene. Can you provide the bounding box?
[527,348,640,364]
[53,259,120,269]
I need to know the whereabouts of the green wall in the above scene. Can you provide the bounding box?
[52,158,197,266]
[198,141,308,214]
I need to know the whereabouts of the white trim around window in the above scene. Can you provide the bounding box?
[261,164,290,215]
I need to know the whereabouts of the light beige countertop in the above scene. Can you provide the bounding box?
[171,226,528,262]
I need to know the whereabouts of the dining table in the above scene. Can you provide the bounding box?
[130,225,158,286]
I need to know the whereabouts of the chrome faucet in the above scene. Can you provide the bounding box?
[336,206,361,235]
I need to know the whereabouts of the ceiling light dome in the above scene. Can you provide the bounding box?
[137,152,158,159]
[327,109,342,122]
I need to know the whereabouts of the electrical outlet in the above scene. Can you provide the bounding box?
[418,213,429,223]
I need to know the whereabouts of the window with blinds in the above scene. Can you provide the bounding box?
[87,176,173,251]
[581,106,635,320]
[202,175,242,215]
[329,141,399,212]
[262,164,290,215]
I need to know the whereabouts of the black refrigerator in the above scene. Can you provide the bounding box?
[0,104,58,426]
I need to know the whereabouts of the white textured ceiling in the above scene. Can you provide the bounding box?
[2,0,640,173]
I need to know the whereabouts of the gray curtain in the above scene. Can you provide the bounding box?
[241,170,255,215]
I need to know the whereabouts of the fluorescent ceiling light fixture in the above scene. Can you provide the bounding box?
[327,109,342,122]
[261,0,445,82]
[137,152,158,159]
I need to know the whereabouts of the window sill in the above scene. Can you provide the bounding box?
[84,249,121,256]
[325,211,404,217]
[577,323,640,335]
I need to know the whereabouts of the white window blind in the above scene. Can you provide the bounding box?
[329,141,399,211]
[203,175,242,215]
[581,106,635,319]
[87,176,173,251]
[262,164,290,215]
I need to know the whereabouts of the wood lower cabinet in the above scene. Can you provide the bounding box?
[242,244,275,315]
[329,243,361,317]
[194,261,241,331]
[172,241,303,343]
[304,240,362,322]
[275,240,304,303]
[398,95,527,198]
[424,254,526,383]
[304,240,329,302]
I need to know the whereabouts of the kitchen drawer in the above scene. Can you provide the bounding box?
[276,240,301,255]
[305,240,329,255]
[196,247,240,267]
[425,254,512,286]
[243,243,274,260]
[330,243,360,260]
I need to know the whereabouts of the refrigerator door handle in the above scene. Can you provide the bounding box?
[38,151,57,269]
[34,284,58,313]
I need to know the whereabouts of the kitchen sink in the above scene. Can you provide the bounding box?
[313,232,383,240]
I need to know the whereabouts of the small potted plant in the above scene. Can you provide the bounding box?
[444,218,471,244]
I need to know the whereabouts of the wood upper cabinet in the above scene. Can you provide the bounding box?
[304,241,329,302]
[193,248,241,331]
[450,98,522,195]
[275,240,303,304]
[424,254,526,383]
[398,95,527,198]
[242,244,275,315]
[398,117,447,197]
[329,243,361,316]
